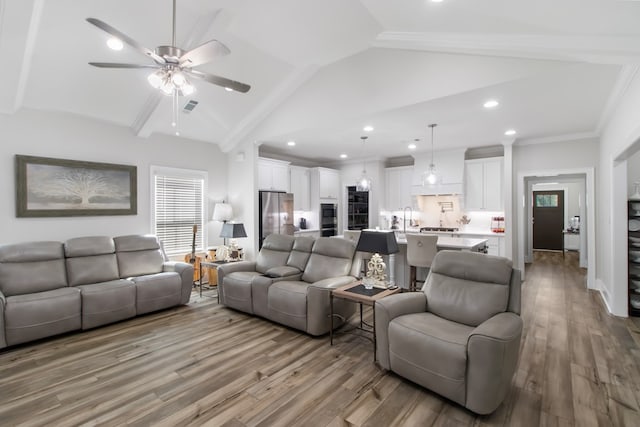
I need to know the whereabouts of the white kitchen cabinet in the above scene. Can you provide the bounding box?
[464,157,503,211]
[564,233,580,251]
[290,166,310,211]
[258,158,290,192]
[385,166,413,210]
[317,168,340,199]
[411,149,466,195]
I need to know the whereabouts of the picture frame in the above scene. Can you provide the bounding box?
[15,155,137,217]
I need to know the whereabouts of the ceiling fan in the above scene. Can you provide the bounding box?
[86,0,251,95]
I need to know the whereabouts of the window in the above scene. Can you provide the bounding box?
[535,194,558,208]
[151,166,207,256]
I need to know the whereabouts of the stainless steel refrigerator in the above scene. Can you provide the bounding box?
[259,191,295,248]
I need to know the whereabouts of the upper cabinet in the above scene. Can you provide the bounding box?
[385,166,413,210]
[290,166,310,211]
[314,167,340,199]
[411,149,466,195]
[464,157,503,211]
[258,158,290,192]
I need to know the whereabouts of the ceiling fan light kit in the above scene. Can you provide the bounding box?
[86,0,250,135]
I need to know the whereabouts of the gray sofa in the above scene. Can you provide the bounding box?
[0,235,193,349]
[375,250,522,415]
[218,234,360,336]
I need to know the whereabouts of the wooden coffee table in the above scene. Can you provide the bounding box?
[329,282,400,361]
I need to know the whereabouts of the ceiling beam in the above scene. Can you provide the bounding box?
[219,64,319,153]
[0,0,43,114]
[373,32,640,65]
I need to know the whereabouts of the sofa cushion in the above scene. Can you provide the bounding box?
[267,280,311,331]
[64,236,115,257]
[66,254,120,287]
[425,251,512,327]
[286,237,314,271]
[256,234,295,274]
[4,287,81,345]
[0,242,67,296]
[76,279,136,329]
[114,235,164,278]
[130,272,182,315]
[389,312,473,406]
[301,238,354,284]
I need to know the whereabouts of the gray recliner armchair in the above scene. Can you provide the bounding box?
[375,250,522,415]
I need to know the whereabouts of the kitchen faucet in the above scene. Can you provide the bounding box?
[402,206,413,234]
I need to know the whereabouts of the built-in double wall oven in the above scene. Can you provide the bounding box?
[320,203,337,237]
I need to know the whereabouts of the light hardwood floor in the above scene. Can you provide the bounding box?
[0,252,639,426]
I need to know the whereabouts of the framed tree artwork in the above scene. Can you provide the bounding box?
[15,155,137,217]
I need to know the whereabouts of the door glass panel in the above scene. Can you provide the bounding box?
[535,194,558,207]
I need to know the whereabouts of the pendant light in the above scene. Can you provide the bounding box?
[356,136,372,192]
[423,123,438,186]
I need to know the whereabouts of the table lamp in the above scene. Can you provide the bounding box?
[212,202,233,247]
[355,230,399,288]
[220,223,247,261]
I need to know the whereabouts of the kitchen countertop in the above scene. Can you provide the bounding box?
[395,235,488,250]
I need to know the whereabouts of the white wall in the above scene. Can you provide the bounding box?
[227,140,259,260]
[0,109,228,249]
[599,68,640,316]
[629,149,640,196]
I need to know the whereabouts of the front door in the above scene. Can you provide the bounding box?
[533,190,564,251]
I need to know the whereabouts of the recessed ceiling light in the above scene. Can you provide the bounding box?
[408,143,417,150]
[431,0,444,3]
[287,141,296,147]
[504,129,517,136]
[340,154,348,159]
[483,99,499,109]
[225,87,234,92]
[363,126,374,132]
[107,37,124,51]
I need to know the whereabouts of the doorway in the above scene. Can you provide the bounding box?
[533,190,564,250]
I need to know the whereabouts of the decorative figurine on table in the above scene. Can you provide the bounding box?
[363,255,387,289]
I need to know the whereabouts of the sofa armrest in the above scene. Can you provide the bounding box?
[163,261,194,304]
[466,312,523,414]
[374,292,427,370]
[217,261,257,284]
[0,290,6,349]
[306,276,358,336]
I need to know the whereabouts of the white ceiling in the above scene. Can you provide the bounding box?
[1,0,639,163]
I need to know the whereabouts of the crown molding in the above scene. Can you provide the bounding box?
[515,131,599,147]
[373,32,640,65]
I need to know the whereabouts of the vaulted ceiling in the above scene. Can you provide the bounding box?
[1,0,639,162]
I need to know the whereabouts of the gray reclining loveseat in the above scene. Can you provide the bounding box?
[0,235,193,349]
[218,234,360,335]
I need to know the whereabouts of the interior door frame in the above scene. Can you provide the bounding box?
[517,167,595,289]
[528,184,569,257]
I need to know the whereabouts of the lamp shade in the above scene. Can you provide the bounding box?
[220,223,247,239]
[355,230,399,255]
[212,203,233,222]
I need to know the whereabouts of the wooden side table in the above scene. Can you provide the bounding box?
[329,282,400,361]
[198,260,232,301]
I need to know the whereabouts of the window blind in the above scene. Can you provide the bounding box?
[154,174,204,255]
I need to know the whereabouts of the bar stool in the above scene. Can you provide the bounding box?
[406,233,438,291]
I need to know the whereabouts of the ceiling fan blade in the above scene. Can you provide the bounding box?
[187,70,251,93]
[86,18,165,64]
[89,62,161,69]
[179,39,230,68]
